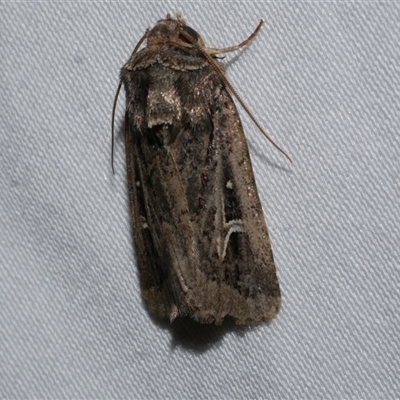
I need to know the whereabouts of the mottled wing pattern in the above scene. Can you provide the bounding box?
[190,81,281,325]
[123,60,280,325]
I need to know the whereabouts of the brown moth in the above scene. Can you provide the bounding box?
[113,14,289,325]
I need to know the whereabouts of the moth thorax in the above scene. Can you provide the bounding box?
[153,124,179,147]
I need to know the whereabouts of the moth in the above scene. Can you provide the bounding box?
[112,14,290,325]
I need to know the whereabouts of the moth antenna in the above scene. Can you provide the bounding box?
[178,21,292,163]
[111,81,122,175]
[206,20,263,55]
[111,29,149,174]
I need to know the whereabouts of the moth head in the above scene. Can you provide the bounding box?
[147,13,205,49]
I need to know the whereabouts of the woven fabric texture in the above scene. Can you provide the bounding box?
[1,2,399,398]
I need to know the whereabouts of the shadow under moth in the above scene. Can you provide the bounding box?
[112,14,290,326]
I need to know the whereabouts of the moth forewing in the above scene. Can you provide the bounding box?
[118,14,282,325]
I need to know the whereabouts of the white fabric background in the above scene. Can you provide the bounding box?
[1,2,399,399]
